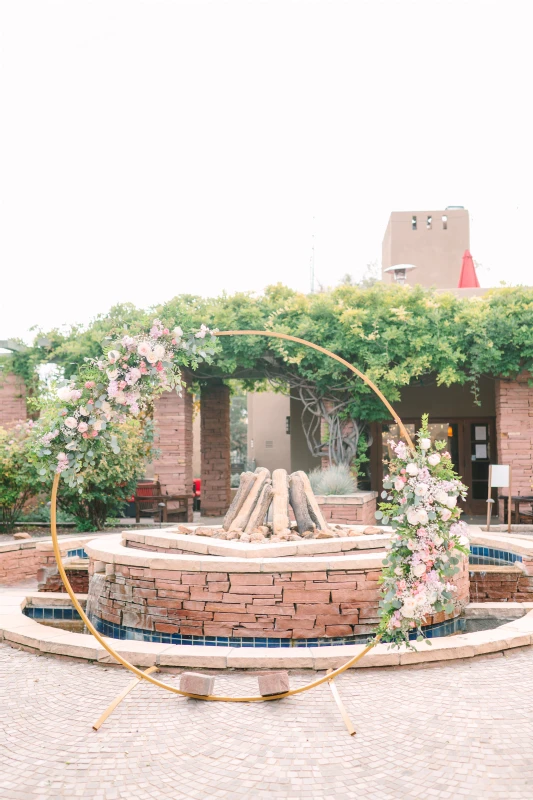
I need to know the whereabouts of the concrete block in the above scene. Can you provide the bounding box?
[179,671,215,696]
[257,671,290,696]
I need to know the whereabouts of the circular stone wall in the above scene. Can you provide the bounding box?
[84,528,469,646]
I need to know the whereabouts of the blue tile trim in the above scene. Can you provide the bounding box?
[469,545,521,565]
[24,606,83,621]
[66,548,88,559]
[22,603,474,646]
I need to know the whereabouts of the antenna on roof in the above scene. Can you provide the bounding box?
[310,216,315,293]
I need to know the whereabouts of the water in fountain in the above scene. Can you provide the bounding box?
[84,572,106,631]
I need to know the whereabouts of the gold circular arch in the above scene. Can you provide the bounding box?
[49,329,413,702]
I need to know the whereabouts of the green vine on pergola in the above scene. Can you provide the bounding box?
[3,283,533,466]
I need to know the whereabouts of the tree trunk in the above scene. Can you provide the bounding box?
[289,473,315,535]
[292,470,329,531]
[272,469,290,535]
[222,471,256,531]
[245,483,274,533]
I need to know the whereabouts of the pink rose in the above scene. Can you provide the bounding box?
[64,417,77,429]
[84,381,95,389]
[77,422,88,433]
[440,508,452,522]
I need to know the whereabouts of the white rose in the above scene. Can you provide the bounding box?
[417,509,428,525]
[64,417,78,429]
[412,563,426,578]
[414,483,429,496]
[107,350,121,364]
[400,598,417,618]
[407,509,420,526]
[427,453,441,467]
[446,495,457,508]
[106,369,119,380]
[173,326,183,339]
[435,490,448,505]
[137,342,152,358]
[145,349,158,364]
[434,535,443,547]
[406,463,419,476]
[153,344,165,361]
[420,438,431,451]
[57,386,74,402]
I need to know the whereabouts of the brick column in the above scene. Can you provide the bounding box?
[201,381,231,517]
[495,374,533,520]
[152,375,194,522]
[0,373,27,428]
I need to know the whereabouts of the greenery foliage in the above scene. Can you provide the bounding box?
[10,284,533,410]
[4,283,533,474]
[308,464,356,496]
[55,418,155,531]
[0,423,40,533]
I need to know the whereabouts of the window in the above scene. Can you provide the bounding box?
[411,215,417,230]
[285,416,291,434]
[265,440,273,449]
[427,215,432,229]
[442,214,448,230]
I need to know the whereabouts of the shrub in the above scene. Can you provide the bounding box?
[308,464,356,496]
[0,422,40,533]
[55,418,154,531]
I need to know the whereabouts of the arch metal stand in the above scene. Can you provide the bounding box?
[48,330,413,729]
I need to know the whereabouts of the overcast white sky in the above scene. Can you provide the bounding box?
[1,0,532,343]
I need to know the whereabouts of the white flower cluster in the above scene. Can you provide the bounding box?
[377,426,469,646]
[33,319,216,484]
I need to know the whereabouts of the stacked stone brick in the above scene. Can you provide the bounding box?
[0,541,40,585]
[152,376,194,521]
[0,373,27,428]
[318,495,377,525]
[87,556,468,639]
[495,376,533,512]
[200,382,231,517]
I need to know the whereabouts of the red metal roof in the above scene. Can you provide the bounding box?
[458,249,480,288]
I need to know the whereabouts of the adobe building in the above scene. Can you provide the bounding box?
[382,207,470,288]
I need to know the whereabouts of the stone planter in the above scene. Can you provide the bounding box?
[315,492,377,526]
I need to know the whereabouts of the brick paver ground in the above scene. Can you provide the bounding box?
[1,642,533,799]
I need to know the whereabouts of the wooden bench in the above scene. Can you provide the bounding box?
[134,481,192,523]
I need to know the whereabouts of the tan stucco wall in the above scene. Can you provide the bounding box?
[247,391,291,473]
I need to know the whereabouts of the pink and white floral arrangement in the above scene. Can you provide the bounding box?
[375,414,469,647]
[31,319,216,487]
